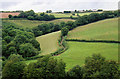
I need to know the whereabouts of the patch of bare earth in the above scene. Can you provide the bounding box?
[0,12,20,18]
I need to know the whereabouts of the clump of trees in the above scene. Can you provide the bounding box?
[8,15,12,18]
[2,54,26,79]
[9,10,55,21]
[2,55,66,79]
[46,10,52,13]
[61,27,69,36]
[66,65,83,79]
[2,24,41,58]
[23,55,66,79]
[82,54,119,78]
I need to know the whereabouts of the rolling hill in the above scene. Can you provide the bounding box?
[67,18,118,41]
[55,18,119,70]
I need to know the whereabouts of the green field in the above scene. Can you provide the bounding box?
[67,18,118,41]
[46,12,102,18]
[2,19,75,28]
[55,42,118,71]
[36,31,61,55]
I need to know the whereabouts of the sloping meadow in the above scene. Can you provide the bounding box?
[55,18,119,70]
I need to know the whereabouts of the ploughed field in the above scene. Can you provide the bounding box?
[0,12,20,18]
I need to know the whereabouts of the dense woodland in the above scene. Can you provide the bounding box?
[2,10,120,79]
[2,23,40,58]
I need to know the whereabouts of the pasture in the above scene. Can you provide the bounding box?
[67,18,118,41]
[2,19,75,28]
[36,31,61,55]
[55,41,118,71]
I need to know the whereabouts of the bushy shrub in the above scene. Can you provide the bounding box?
[27,16,34,20]
[8,15,12,18]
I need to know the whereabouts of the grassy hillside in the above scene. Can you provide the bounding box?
[55,41,118,71]
[67,18,118,41]
[36,31,61,55]
[2,19,75,28]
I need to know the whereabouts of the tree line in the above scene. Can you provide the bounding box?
[31,21,74,37]
[64,9,103,13]
[2,54,119,79]
[8,10,55,21]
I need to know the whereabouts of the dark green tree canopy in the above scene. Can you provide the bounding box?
[61,27,69,36]
[2,54,26,79]
[23,55,66,79]
[83,54,119,78]
[2,25,41,58]
[19,43,39,57]
[8,14,12,18]
[67,65,83,79]
[14,10,55,21]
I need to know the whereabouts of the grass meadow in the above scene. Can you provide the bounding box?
[36,31,61,55]
[55,41,118,71]
[67,18,118,41]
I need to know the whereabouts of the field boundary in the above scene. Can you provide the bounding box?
[66,39,120,44]
[51,36,69,56]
